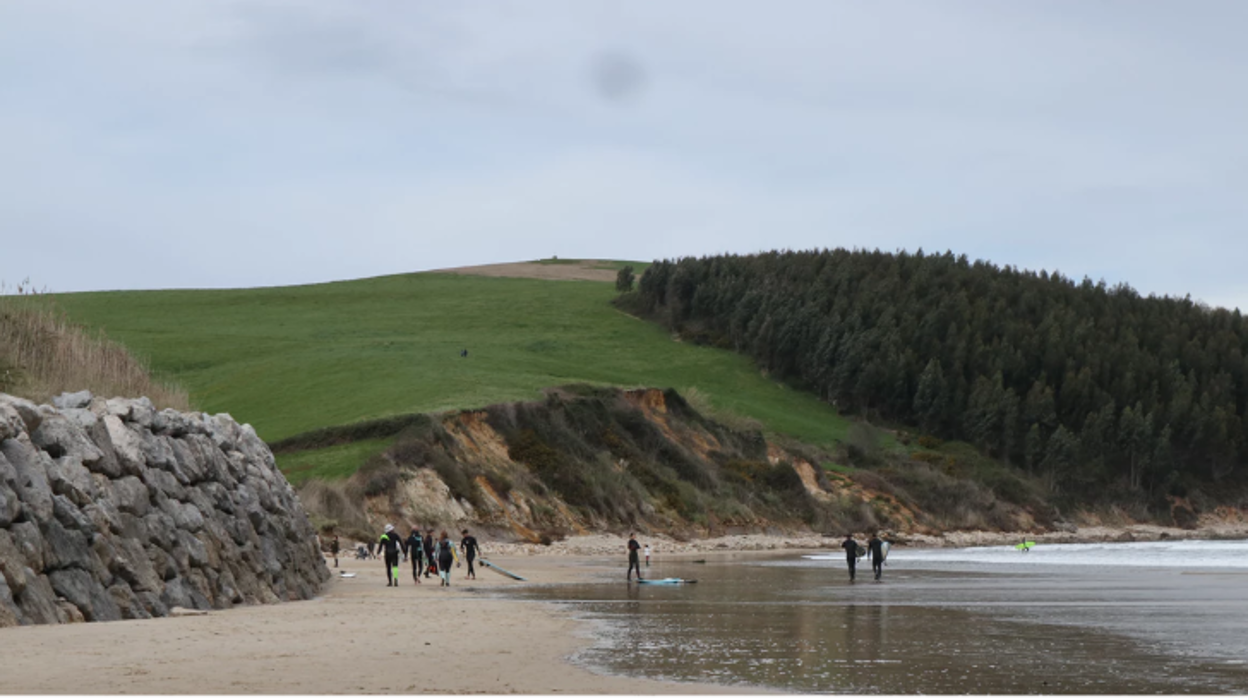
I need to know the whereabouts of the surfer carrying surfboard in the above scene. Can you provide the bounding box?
[841,533,861,581]
[627,533,644,581]
[866,532,886,581]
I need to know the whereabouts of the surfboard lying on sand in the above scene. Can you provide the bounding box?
[637,577,697,585]
[480,558,527,581]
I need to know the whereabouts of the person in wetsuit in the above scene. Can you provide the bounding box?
[866,532,885,581]
[423,529,436,578]
[842,533,860,581]
[331,535,339,568]
[460,529,481,580]
[378,524,404,587]
[627,533,643,581]
[406,527,424,584]
[435,530,459,587]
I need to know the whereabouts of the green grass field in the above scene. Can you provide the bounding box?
[50,266,852,476]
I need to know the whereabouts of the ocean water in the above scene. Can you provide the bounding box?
[505,540,1248,694]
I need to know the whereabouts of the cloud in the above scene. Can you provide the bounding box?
[1,1,1246,310]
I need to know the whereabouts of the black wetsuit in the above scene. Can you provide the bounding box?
[842,538,859,581]
[436,539,455,582]
[627,539,642,580]
[331,538,339,568]
[406,533,424,582]
[378,531,403,586]
[867,537,884,580]
[423,534,435,577]
[461,535,481,579]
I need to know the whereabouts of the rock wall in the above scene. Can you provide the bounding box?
[0,391,329,627]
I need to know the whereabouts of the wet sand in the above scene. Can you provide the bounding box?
[0,555,747,694]
[508,550,1248,693]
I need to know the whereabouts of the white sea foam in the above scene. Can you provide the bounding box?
[805,539,1248,568]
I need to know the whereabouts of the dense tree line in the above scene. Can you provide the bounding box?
[629,249,1248,501]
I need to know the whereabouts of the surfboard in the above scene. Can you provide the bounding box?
[1014,541,1035,551]
[855,543,867,558]
[637,577,697,585]
[479,558,527,581]
[880,541,892,561]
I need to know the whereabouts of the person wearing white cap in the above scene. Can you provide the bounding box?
[378,524,404,587]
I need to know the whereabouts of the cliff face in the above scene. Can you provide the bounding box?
[309,387,950,542]
[0,391,329,627]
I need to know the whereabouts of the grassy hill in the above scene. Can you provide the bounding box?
[47,262,853,477]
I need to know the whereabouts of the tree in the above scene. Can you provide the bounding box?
[913,358,949,434]
[615,265,636,293]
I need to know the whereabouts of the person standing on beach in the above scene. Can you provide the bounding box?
[378,524,404,587]
[644,544,651,567]
[423,529,436,578]
[460,529,481,580]
[866,532,885,581]
[367,540,376,560]
[435,530,459,587]
[406,527,424,584]
[627,533,643,581]
[842,533,860,581]
[331,535,340,568]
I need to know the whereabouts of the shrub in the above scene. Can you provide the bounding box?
[917,434,944,450]
[350,456,400,498]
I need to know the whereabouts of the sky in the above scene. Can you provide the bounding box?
[2,1,1246,307]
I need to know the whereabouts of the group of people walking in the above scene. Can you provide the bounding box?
[841,531,888,581]
[376,525,482,587]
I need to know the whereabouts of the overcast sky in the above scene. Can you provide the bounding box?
[2,2,1246,307]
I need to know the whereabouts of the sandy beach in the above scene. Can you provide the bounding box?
[0,554,746,695]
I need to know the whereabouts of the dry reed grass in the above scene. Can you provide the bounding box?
[0,283,189,409]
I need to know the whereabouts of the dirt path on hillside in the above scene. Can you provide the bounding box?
[0,555,746,695]
[434,260,620,282]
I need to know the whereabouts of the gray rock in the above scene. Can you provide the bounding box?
[52,494,97,536]
[162,498,205,533]
[103,415,146,475]
[108,476,151,517]
[0,575,23,627]
[129,397,156,428]
[134,426,178,471]
[16,573,64,624]
[83,418,122,478]
[46,456,100,508]
[0,404,27,441]
[1,438,55,523]
[0,394,43,433]
[0,397,328,626]
[48,568,122,622]
[31,414,105,467]
[110,537,162,594]
[82,500,122,537]
[57,599,86,623]
[40,519,95,571]
[0,530,30,595]
[107,582,151,620]
[176,529,209,569]
[0,480,20,526]
[60,407,99,430]
[52,390,93,410]
[9,521,45,570]
[141,466,183,499]
[136,590,168,617]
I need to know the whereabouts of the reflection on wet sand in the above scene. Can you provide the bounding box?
[505,553,1248,693]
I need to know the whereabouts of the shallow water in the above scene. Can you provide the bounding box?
[504,541,1248,693]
